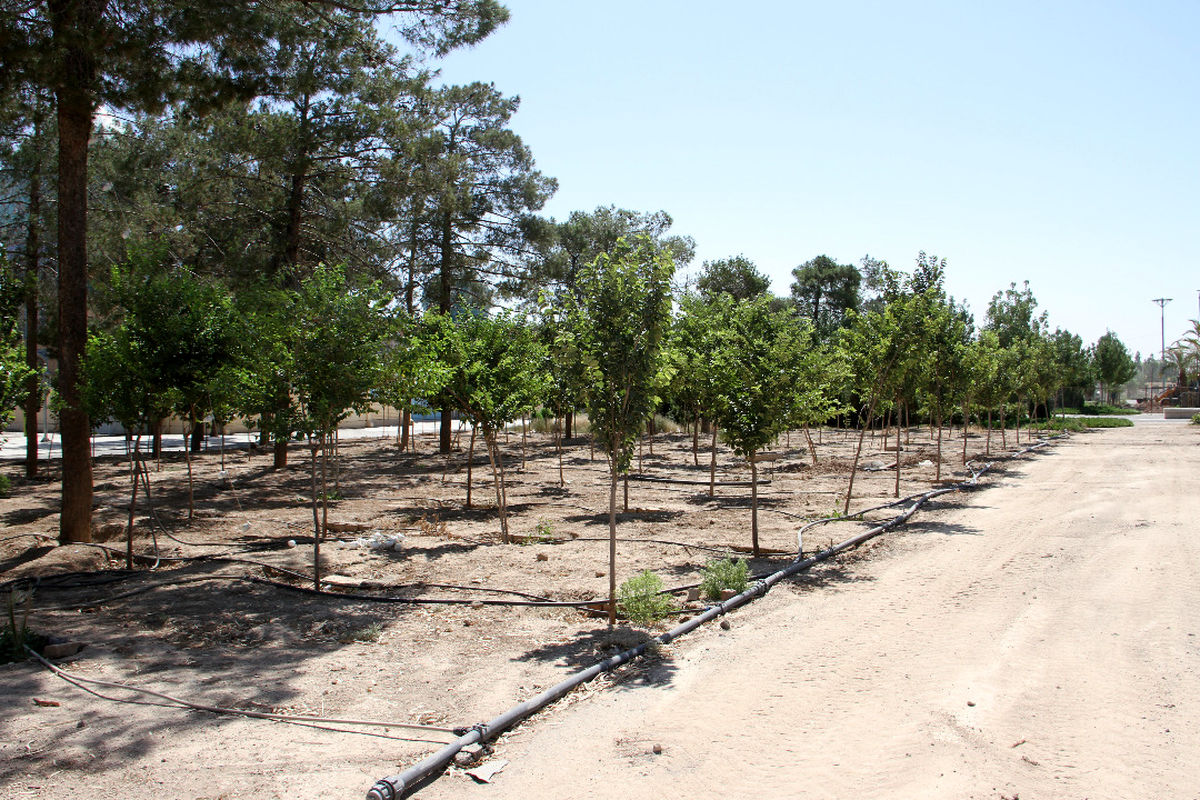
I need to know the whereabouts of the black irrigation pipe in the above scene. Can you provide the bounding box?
[366,434,1064,800]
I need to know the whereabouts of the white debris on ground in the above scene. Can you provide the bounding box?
[342,532,405,552]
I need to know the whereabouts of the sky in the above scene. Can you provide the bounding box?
[431,0,1199,359]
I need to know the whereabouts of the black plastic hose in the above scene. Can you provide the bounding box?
[366,435,1062,799]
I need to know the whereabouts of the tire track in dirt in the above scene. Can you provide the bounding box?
[419,422,1200,800]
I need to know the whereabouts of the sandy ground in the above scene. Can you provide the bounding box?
[419,418,1200,800]
[1,418,1195,799]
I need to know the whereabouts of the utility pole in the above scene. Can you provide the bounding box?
[1153,297,1171,411]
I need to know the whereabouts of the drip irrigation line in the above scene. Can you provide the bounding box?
[366,433,1065,800]
[566,536,764,557]
[25,647,457,741]
[36,570,610,611]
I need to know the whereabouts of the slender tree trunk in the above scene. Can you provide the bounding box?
[845,397,880,516]
[935,411,944,481]
[750,455,760,557]
[708,424,719,497]
[555,417,564,487]
[565,411,573,440]
[986,409,992,455]
[484,431,509,542]
[623,471,629,512]
[607,458,618,626]
[55,57,95,543]
[125,437,142,570]
[521,413,527,470]
[692,416,699,467]
[1000,406,1007,449]
[23,108,43,480]
[310,437,322,589]
[185,414,196,519]
[962,400,969,464]
[466,426,476,508]
[894,396,902,498]
[400,408,410,449]
[803,425,817,466]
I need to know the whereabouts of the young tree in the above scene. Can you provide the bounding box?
[431,310,548,541]
[573,235,675,625]
[711,297,814,556]
[1094,331,1137,404]
[0,258,37,429]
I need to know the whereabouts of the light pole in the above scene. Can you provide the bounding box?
[1153,297,1171,410]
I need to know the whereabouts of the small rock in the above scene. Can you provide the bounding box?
[463,620,472,627]
[685,587,700,603]
[967,700,976,707]
[42,642,86,659]
[719,619,731,631]
[651,743,663,755]
[470,600,484,610]
[595,571,605,578]
[719,588,737,601]
[535,552,548,562]
[286,539,297,548]
[33,698,60,707]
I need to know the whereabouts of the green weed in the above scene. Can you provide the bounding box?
[699,558,749,601]
[616,571,676,625]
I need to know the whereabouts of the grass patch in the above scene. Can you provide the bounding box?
[1033,416,1134,432]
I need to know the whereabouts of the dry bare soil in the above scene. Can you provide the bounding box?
[2,419,1196,799]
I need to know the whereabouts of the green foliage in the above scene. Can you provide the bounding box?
[1094,331,1137,403]
[0,473,10,498]
[430,310,549,436]
[791,254,862,338]
[1191,413,1200,425]
[700,558,749,601]
[0,259,36,428]
[1078,402,1138,416]
[616,571,677,625]
[521,520,555,545]
[573,235,675,473]
[696,255,770,301]
[1033,416,1133,431]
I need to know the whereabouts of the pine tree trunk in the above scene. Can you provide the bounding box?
[55,59,94,543]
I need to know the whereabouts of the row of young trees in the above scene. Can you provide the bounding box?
[61,234,1136,618]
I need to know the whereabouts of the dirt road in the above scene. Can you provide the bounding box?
[423,420,1200,800]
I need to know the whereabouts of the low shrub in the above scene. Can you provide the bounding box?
[1081,417,1134,428]
[616,570,676,625]
[700,558,749,601]
[1191,413,1200,425]
[1079,403,1138,416]
[0,473,9,498]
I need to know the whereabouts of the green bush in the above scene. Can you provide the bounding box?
[0,473,9,498]
[1081,417,1134,428]
[1079,402,1138,416]
[700,558,749,601]
[1191,413,1200,425]
[616,570,676,625]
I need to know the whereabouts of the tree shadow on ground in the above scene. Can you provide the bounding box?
[0,560,432,784]
[514,625,678,690]
[563,509,686,526]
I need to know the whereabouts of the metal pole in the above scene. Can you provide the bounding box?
[1152,298,1171,410]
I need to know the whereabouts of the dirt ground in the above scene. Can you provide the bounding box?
[2,419,1190,799]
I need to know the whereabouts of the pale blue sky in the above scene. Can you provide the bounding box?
[434,1,1199,358]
